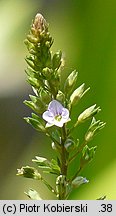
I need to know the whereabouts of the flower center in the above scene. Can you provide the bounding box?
[55,115,62,121]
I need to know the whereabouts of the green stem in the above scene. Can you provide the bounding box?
[57,125,68,200]
[61,125,67,175]
[42,178,57,195]
[67,120,79,136]
[69,140,87,163]
[71,166,82,181]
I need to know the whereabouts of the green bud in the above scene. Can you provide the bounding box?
[17,166,41,180]
[56,90,65,103]
[52,51,62,69]
[48,74,60,96]
[70,84,90,105]
[64,70,78,94]
[85,117,106,142]
[72,176,89,188]
[27,35,39,44]
[39,88,51,104]
[28,77,40,89]
[78,104,101,123]
[42,67,53,79]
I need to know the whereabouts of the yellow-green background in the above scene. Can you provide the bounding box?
[0,0,115,199]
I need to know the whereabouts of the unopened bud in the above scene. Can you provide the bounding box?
[52,51,62,69]
[33,13,48,33]
[78,104,101,123]
[56,91,65,103]
[70,84,90,105]
[64,70,78,94]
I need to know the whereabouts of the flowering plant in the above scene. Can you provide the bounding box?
[17,13,105,200]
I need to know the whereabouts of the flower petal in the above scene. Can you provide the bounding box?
[42,111,54,123]
[48,100,63,115]
[46,122,54,128]
[62,108,69,119]
[54,119,64,127]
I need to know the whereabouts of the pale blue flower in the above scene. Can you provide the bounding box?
[42,100,70,127]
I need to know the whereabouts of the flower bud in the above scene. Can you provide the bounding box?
[64,70,78,94]
[52,51,62,69]
[33,13,48,33]
[39,88,51,104]
[42,67,52,79]
[70,84,90,105]
[17,166,41,180]
[56,90,65,103]
[72,176,89,188]
[78,104,101,123]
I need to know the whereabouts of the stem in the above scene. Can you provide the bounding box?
[42,178,57,195]
[61,125,67,175]
[68,120,79,136]
[69,140,87,163]
[57,125,67,200]
[71,166,82,181]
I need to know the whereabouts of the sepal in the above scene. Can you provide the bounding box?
[80,145,97,166]
[85,117,106,142]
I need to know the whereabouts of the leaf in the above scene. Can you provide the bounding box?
[24,116,45,132]
[25,189,42,200]
[32,156,49,167]
[32,156,60,175]
[50,159,61,174]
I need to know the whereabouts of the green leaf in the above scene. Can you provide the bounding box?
[24,116,45,132]
[50,159,61,174]
[32,156,50,167]
[25,189,42,200]
[24,97,45,114]
[32,156,60,175]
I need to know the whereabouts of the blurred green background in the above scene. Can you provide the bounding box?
[0,0,116,199]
